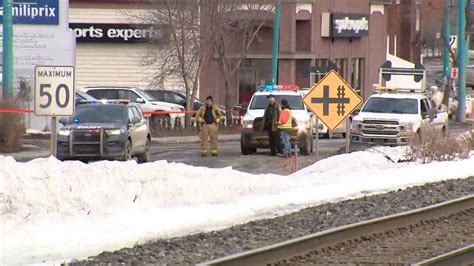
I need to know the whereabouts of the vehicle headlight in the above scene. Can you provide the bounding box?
[297,120,310,131]
[242,120,253,129]
[400,122,414,132]
[351,121,362,130]
[58,129,70,136]
[105,128,126,136]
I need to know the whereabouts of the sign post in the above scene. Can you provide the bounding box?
[315,116,319,161]
[2,0,14,101]
[303,70,362,154]
[34,66,75,156]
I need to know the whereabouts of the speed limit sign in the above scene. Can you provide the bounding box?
[35,66,75,116]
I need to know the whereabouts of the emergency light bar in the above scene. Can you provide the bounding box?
[374,85,425,94]
[257,84,300,91]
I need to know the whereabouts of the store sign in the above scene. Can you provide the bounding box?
[0,0,59,25]
[331,14,369,38]
[70,23,165,43]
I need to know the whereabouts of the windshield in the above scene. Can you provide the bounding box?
[73,105,127,124]
[362,97,418,114]
[250,95,305,110]
[138,90,158,101]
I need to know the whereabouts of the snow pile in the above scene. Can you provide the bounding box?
[1,149,474,265]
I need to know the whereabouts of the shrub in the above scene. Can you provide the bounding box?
[0,101,25,153]
[461,130,474,151]
[406,124,471,164]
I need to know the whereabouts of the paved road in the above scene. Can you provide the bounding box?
[150,138,346,175]
[11,136,346,175]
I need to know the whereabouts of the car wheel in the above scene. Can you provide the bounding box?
[138,138,151,163]
[299,134,311,156]
[241,137,256,155]
[122,140,132,161]
[323,131,332,139]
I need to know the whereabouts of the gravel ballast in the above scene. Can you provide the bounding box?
[74,177,474,265]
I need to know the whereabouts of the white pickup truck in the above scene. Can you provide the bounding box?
[240,87,313,155]
[350,90,448,145]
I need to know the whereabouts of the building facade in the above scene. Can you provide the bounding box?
[200,0,389,106]
[70,0,394,106]
[69,0,178,90]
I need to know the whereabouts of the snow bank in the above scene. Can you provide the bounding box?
[1,149,473,265]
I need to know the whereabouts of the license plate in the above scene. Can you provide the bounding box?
[374,139,384,145]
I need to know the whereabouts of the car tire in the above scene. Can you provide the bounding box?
[299,134,311,156]
[324,131,332,139]
[138,138,151,163]
[241,138,256,155]
[122,140,132,161]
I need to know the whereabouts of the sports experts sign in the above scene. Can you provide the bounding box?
[0,0,59,25]
[70,23,168,43]
[330,13,369,38]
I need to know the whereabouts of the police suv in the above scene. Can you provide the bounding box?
[57,100,151,162]
[240,85,314,155]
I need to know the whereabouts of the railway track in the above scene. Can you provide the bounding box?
[200,195,474,265]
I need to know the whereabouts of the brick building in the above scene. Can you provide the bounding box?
[200,0,390,107]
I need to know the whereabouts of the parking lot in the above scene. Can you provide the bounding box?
[7,119,471,176]
[150,138,346,175]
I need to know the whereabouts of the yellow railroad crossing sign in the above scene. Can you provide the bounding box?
[303,70,363,130]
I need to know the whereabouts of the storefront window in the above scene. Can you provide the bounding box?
[313,59,347,83]
[351,58,364,95]
[313,59,330,84]
[334,59,347,79]
[239,59,271,106]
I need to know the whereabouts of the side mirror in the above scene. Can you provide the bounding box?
[59,117,68,125]
[428,108,437,120]
[136,98,145,104]
[131,117,141,124]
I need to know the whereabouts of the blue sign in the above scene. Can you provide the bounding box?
[0,0,59,25]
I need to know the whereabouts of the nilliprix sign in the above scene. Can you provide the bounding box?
[0,0,59,25]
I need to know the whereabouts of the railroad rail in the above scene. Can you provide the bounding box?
[199,195,474,266]
[413,244,474,266]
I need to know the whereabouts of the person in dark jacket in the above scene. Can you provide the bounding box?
[196,96,223,157]
[261,94,283,156]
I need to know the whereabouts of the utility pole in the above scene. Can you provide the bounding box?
[442,0,452,108]
[2,0,14,101]
[443,0,451,78]
[457,0,467,122]
[270,0,281,86]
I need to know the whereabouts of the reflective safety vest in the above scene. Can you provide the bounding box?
[278,109,293,130]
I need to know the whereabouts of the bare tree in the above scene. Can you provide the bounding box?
[135,0,273,127]
[205,1,274,125]
[137,0,214,129]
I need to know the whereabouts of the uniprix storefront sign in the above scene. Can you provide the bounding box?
[0,0,59,25]
[331,14,369,38]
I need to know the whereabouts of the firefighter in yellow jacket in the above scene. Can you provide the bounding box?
[196,96,223,157]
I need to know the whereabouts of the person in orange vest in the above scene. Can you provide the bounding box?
[196,96,223,157]
[277,98,293,157]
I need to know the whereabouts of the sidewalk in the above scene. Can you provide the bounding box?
[152,134,240,144]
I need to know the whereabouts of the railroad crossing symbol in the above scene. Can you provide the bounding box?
[303,70,363,130]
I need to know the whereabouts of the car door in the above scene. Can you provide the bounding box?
[420,99,431,126]
[425,99,445,130]
[127,106,141,153]
[129,106,148,152]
